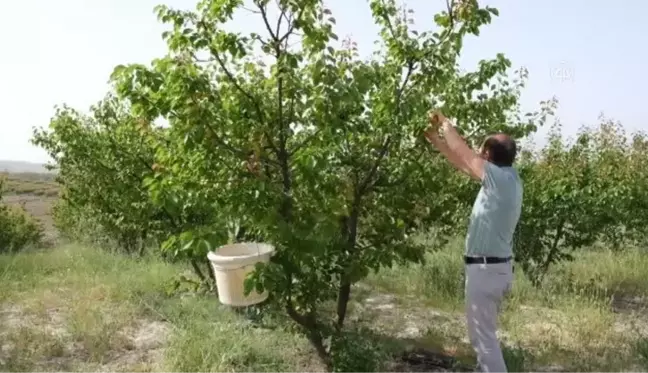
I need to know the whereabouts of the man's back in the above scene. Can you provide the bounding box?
[465,162,523,257]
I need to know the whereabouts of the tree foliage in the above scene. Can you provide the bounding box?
[515,117,648,285]
[33,95,218,283]
[106,0,550,367]
[33,95,163,254]
[30,0,648,370]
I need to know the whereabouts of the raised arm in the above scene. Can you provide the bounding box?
[424,126,472,176]
[425,112,486,181]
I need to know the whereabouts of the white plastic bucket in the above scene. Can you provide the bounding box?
[207,242,275,307]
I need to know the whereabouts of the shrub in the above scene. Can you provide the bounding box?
[51,199,114,249]
[0,180,43,253]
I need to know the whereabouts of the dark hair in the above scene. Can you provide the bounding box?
[483,134,517,167]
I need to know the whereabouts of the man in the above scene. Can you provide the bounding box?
[424,111,523,373]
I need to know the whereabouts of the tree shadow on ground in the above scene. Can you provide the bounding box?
[337,326,472,372]
[345,286,546,372]
[367,328,539,372]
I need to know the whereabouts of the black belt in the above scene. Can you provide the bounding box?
[464,256,512,265]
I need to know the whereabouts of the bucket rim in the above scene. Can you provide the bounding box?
[207,242,275,265]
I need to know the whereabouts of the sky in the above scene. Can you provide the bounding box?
[1,0,646,163]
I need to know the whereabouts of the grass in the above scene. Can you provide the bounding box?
[367,239,648,371]
[634,337,648,368]
[1,242,647,371]
[0,245,317,372]
[1,172,59,197]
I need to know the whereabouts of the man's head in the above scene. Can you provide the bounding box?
[480,133,517,167]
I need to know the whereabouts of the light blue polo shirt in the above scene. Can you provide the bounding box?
[465,161,523,257]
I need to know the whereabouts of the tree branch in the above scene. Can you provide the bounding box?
[446,0,456,29]
[255,0,295,221]
[284,274,332,368]
[290,128,321,156]
[242,6,261,14]
[256,1,279,41]
[336,195,361,329]
[373,146,426,188]
[195,21,269,130]
[191,259,207,283]
[205,49,265,117]
[188,94,279,164]
[280,11,300,44]
[539,218,566,284]
[358,60,416,194]
[396,60,416,108]
[286,302,330,367]
[358,136,392,195]
[335,74,418,324]
[275,1,286,37]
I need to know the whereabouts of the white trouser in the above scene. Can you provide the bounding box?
[465,262,513,372]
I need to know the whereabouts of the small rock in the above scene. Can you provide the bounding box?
[374,303,396,310]
[365,294,396,305]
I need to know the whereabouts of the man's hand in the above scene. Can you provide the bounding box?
[424,111,445,144]
[423,109,485,181]
[423,125,439,144]
[428,110,446,129]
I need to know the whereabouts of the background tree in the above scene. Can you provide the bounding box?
[33,95,221,284]
[32,95,164,254]
[514,117,648,286]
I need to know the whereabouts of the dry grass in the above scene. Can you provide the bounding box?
[367,240,648,371]
[1,172,58,198]
[1,241,647,372]
[0,245,318,372]
[0,245,171,371]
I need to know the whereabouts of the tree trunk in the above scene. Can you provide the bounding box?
[205,260,216,289]
[537,218,566,286]
[286,300,332,371]
[190,259,207,283]
[336,200,360,329]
